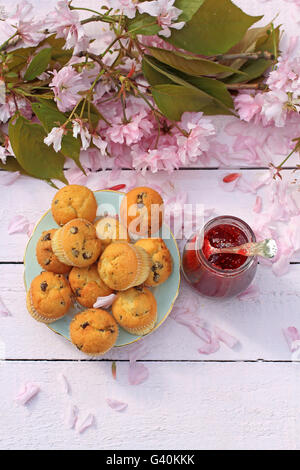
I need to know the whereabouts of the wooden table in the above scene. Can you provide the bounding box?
[0,0,299,450]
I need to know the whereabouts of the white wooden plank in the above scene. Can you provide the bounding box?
[0,360,299,450]
[1,169,299,261]
[1,263,300,361]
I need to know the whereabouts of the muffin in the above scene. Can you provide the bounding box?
[135,238,173,286]
[70,309,118,355]
[120,187,164,237]
[36,229,71,274]
[98,242,151,291]
[51,184,97,226]
[26,272,72,323]
[94,216,129,250]
[69,264,113,308]
[52,218,102,267]
[112,286,157,335]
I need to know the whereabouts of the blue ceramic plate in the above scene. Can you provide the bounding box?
[24,190,181,347]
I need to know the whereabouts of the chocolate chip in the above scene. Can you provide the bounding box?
[81,322,89,329]
[54,200,59,205]
[42,233,51,241]
[76,344,83,350]
[137,192,145,205]
[135,286,143,292]
[70,226,78,234]
[153,272,160,282]
[60,301,65,306]
[74,288,81,297]
[154,262,163,270]
[40,281,48,292]
[82,252,92,260]
[44,259,50,266]
[72,248,79,258]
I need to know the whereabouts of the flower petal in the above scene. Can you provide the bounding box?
[66,404,79,429]
[128,362,149,386]
[0,295,11,317]
[8,215,30,235]
[15,382,40,406]
[106,398,128,412]
[213,326,239,349]
[58,373,71,395]
[198,337,220,355]
[0,171,20,186]
[77,413,95,434]
[93,294,116,309]
[237,284,260,302]
[282,327,300,352]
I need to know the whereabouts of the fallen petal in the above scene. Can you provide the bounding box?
[128,362,149,386]
[66,404,79,429]
[0,295,11,317]
[77,413,95,434]
[213,326,239,349]
[58,373,71,395]
[282,327,300,352]
[8,215,30,235]
[253,196,262,213]
[93,294,116,309]
[198,337,220,355]
[237,284,260,302]
[106,398,128,412]
[15,382,40,406]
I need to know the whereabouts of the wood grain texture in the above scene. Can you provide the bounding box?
[0,361,300,450]
[1,263,299,361]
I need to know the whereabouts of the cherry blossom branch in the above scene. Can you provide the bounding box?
[226,83,268,91]
[214,51,275,61]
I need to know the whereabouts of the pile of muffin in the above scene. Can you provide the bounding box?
[26,185,173,356]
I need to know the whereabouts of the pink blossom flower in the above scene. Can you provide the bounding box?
[110,0,138,19]
[137,0,185,37]
[44,127,65,152]
[46,0,88,54]
[0,94,32,123]
[72,119,91,150]
[106,109,153,146]
[15,382,40,406]
[234,92,263,123]
[175,112,215,165]
[132,144,179,174]
[49,66,89,112]
[92,134,108,156]
[261,90,290,127]
[3,1,45,47]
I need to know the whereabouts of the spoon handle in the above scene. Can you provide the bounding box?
[210,238,277,259]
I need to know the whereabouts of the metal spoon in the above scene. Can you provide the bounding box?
[204,238,278,259]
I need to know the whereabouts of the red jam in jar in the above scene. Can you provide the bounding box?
[182,216,258,298]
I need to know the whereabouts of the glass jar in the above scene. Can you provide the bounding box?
[181,215,258,298]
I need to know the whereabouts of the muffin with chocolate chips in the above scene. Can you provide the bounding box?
[69,263,113,308]
[120,187,164,237]
[135,238,172,287]
[94,216,129,250]
[36,229,71,274]
[52,218,102,268]
[70,309,118,355]
[98,241,151,291]
[51,185,97,226]
[112,286,157,336]
[26,272,72,323]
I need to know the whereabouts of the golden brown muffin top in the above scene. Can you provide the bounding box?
[69,264,113,308]
[51,184,97,226]
[112,286,157,330]
[56,218,102,267]
[30,271,72,317]
[135,238,173,286]
[70,309,118,355]
[98,242,140,290]
[120,187,164,236]
[36,229,71,274]
[95,216,129,249]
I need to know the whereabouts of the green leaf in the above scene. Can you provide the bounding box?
[166,0,262,55]
[143,56,234,113]
[225,26,280,83]
[32,100,84,173]
[127,13,160,36]
[9,115,67,184]
[175,0,205,22]
[0,155,29,174]
[151,84,233,120]
[147,47,246,77]
[24,48,52,81]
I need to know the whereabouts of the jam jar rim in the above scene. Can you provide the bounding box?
[196,215,257,277]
